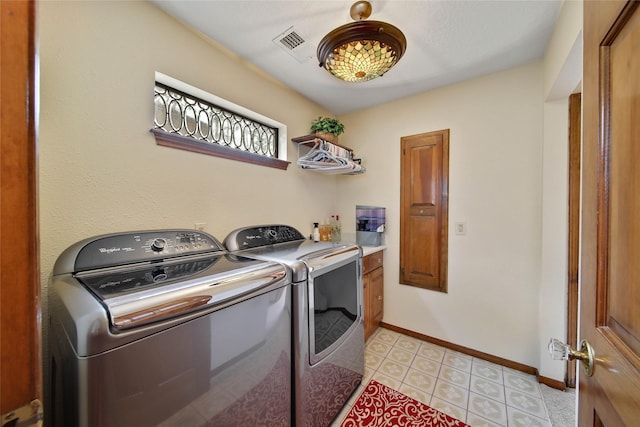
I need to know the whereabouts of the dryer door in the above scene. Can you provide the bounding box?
[307,254,362,365]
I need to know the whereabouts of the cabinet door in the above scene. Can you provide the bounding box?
[363,272,373,341]
[400,130,449,292]
[371,267,384,324]
[368,251,383,273]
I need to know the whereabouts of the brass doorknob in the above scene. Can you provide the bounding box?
[548,338,595,376]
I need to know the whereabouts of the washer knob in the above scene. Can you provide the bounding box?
[266,229,278,240]
[151,268,168,282]
[150,238,167,252]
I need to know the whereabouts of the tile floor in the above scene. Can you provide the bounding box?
[332,328,556,427]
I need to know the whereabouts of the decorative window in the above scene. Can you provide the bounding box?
[151,72,289,170]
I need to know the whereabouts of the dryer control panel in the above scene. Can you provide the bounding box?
[224,225,305,251]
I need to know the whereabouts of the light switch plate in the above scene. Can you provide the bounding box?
[455,221,467,235]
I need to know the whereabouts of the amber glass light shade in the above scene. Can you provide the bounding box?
[317,20,406,83]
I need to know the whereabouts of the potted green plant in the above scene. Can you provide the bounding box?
[310,116,345,144]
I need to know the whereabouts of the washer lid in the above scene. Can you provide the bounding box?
[77,253,241,300]
[52,229,290,330]
[224,225,361,282]
[76,254,287,330]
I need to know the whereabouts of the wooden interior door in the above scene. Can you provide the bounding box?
[580,0,640,424]
[0,0,41,421]
[399,129,449,292]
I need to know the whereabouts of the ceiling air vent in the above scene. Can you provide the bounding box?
[279,30,305,50]
[272,26,314,63]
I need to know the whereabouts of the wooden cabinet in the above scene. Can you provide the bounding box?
[400,129,449,292]
[363,251,384,341]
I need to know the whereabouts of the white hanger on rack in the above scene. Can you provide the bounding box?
[297,140,364,174]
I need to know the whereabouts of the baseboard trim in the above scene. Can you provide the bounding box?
[378,322,566,391]
[538,375,566,390]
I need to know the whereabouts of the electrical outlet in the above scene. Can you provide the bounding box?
[455,221,467,235]
[194,222,206,231]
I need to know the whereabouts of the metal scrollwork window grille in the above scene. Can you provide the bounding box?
[153,82,278,158]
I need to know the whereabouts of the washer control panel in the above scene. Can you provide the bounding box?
[224,225,305,251]
[71,230,224,272]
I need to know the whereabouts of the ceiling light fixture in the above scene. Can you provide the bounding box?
[317,1,407,83]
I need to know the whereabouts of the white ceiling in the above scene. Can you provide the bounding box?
[151,0,563,115]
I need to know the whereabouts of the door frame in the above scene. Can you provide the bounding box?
[566,92,581,388]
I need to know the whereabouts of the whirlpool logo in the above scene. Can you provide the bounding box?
[99,247,121,254]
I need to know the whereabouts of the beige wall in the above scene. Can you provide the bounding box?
[336,0,583,380]
[39,0,582,380]
[544,0,583,100]
[538,0,583,381]
[38,0,338,286]
[337,62,544,367]
[539,98,571,381]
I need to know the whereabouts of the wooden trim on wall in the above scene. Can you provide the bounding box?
[539,375,567,391]
[0,0,41,413]
[379,322,567,391]
[151,129,291,170]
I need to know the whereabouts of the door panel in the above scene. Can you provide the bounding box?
[406,216,438,286]
[581,1,640,424]
[410,145,438,207]
[606,4,640,354]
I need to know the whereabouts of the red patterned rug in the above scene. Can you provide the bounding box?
[341,380,470,427]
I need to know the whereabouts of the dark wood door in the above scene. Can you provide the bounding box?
[399,129,449,292]
[0,0,41,419]
[580,0,640,424]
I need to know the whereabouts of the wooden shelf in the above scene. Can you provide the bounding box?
[292,134,354,156]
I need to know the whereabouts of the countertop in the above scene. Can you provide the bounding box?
[361,245,386,257]
[338,233,386,257]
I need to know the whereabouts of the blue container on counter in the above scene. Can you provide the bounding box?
[356,205,385,246]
